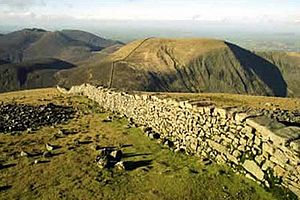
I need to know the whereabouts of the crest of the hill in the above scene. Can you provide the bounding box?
[0,29,121,63]
[58,38,300,97]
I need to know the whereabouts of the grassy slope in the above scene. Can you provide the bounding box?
[0,88,296,200]
[22,31,93,63]
[55,44,123,89]
[111,38,227,72]
[63,38,289,97]
[153,91,300,111]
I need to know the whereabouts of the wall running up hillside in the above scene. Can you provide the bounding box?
[58,84,300,197]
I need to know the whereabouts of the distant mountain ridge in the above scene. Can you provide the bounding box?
[0,28,123,93]
[0,29,299,98]
[0,28,121,63]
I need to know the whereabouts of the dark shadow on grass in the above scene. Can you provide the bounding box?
[0,163,16,170]
[52,145,63,150]
[123,153,151,158]
[37,160,50,164]
[98,146,117,151]
[120,144,133,148]
[124,160,152,171]
[0,185,12,192]
[78,141,93,145]
[50,152,64,157]
[28,152,43,157]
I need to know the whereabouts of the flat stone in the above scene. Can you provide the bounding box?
[274,126,300,144]
[242,126,254,136]
[262,160,275,171]
[255,155,265,166]
[215,108,227,118]
[45,143,54,151]
[290,139,300,153]
[273,165,286,177]
[110,150,123,162]
[225,152,239,165]
[96,156,109,169]
[20,151,28,157]
[254,136,261,146]
[115,161,125,170]
[246,116,286,145]
[235,113,251,123]
[207,139,227,154]
[262,142,274,154]
[232,150,241,158]
[243,160,265,181]
[270,150,288,167]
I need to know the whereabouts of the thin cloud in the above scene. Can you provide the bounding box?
[0,0,45,10]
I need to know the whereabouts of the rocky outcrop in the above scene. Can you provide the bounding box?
[59,84,300,197]
[0,103,75,132]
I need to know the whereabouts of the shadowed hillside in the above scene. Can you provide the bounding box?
[0,58,75,93]
[58,38,289,97]
[226,42,287,97]
[257,52,300,97]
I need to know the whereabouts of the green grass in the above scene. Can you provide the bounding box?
[0,90,296,199]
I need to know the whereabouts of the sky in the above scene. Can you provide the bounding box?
[0,0,300,40]
[1,0,299,22]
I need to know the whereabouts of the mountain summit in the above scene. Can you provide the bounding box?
[58,38,297,97]
[0,29,121,63]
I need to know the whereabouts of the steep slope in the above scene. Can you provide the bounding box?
[0,28,46,62]
[0,58,75,93]
[257,52,300,97]
[0,28,121,63]
[22,31,95,63]
[57,38,287,97]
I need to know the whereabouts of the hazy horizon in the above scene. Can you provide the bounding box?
[1,0,300,51]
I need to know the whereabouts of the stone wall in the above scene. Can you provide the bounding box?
[58,84,300,197]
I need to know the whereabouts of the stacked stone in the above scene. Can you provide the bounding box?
[58,84,300,197]
[0,103,75,132]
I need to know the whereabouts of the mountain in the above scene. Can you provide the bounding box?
[0,28,121,63]
[0,28,46,62]
[60,29,123,49]
[1,33,299,97]
[58,38,296,97]
[0,58,75,93]
[258,52,300,97]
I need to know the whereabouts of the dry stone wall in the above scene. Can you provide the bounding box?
[58,84,300,197]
